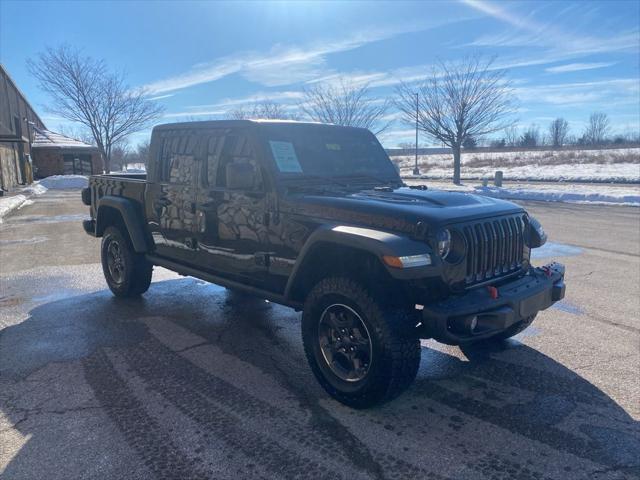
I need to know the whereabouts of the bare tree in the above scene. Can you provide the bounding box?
[504,125,520,147]
[28,45,163,172]
[122,140,150,170]
[228,100,297,120]
[583,112,611,145]
[300,80,392,134]
[519,124,541,147]
[548,118,569,147]
[396,55,516,184]
[56,125,95,145]
[109,143,130,172]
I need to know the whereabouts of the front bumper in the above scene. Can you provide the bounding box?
[420,262,565,344]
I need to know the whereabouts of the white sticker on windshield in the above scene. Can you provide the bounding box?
[269,141,302,173]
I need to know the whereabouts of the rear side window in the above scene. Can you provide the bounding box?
[200,129,262,190]
[158,131,200,185]
[216,133,262,189]
[204,131,225,187]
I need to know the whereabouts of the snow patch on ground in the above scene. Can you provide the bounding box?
[38,175,88,189]
[410,180,640,206]
[0,195,28,224]
[531,242,584,259]
[0,181,50,223]
[421,163,639,183]
[473,184,640,206]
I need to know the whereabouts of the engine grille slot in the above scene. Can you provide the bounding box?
[462,215,525,284]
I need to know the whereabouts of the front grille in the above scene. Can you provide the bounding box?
[461,215,525,285]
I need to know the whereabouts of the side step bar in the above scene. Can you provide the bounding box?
[145,254,302,311]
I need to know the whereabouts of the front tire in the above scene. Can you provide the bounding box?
[302,277,420,408]
[101,226,153,297]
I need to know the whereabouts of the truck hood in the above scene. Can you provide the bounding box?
[285,186,524,230]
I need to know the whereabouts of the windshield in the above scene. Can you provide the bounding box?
[258,123,400,184]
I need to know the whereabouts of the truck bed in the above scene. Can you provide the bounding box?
[87,173,148,217]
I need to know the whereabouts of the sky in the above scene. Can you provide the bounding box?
[0,0,638,147]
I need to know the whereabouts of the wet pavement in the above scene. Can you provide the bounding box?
[1,189,639,479]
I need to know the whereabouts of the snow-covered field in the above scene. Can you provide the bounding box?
[406,180,640,206]
[392,147,640,182]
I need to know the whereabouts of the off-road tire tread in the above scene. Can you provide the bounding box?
[101,226,152,297]
[302,277,420,408]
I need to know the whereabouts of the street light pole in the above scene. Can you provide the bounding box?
[413,92,419,176]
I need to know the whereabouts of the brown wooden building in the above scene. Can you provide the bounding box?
[31,127,101,178]
[0,63,45,191]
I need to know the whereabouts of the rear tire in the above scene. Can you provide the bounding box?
[302,277,420,408]
[101,226,153,297]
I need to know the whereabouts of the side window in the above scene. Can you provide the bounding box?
[205,132,225,187]
[159,131,199,185]
[216,133,262,190]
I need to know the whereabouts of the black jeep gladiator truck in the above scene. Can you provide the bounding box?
[82,120,565,407]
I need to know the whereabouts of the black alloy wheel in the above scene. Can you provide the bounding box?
[318,303,373,383]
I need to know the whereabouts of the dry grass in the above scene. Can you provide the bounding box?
[392,147,639,170]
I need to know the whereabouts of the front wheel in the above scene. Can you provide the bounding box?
[302,277,421,408]
[101,226,153,297]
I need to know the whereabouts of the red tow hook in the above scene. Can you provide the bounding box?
[542,266,553,277]
[487,286,499,299]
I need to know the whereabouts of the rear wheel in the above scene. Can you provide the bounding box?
[101,226,153,297]
[302,277,421,408]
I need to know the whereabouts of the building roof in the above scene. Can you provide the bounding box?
[0,63,45,129]
[31,126,98,150]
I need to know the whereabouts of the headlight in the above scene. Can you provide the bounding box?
[436,229,451,259]
[525,216,547,248]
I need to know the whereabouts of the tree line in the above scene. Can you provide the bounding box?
[29,46,637,183]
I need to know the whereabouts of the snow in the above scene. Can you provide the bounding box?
[0,195,28,224]
[0,175,88,223]
[0,184,48,224]
[406,180,640,206]
[473,184,640,206]
[38,175,88,189]
[393,147,640,182]
[531,242,584,259]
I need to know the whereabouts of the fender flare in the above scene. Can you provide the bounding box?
[284,225,439,299]
[96,196,149,253]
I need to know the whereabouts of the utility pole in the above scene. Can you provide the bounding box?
[413,92,419,176]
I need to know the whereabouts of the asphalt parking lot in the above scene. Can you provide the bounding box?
[1,189,638,480]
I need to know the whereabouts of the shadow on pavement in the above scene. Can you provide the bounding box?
[1,278,638,479]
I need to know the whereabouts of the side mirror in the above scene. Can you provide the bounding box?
[226,162,257,190]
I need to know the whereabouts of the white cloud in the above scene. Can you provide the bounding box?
[142,19,463,94]
[185,91,304,110]
[545,62,616,73]
[163,110,227,119]
[461,0,639,63]
[514,78,639,107]
[147,93,175,101]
